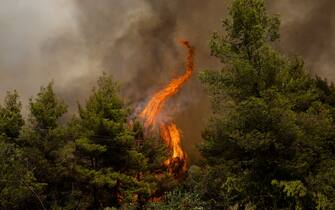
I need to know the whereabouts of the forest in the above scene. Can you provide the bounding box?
[1,0,335,209]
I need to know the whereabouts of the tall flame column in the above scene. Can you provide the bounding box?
[140,40,194,175]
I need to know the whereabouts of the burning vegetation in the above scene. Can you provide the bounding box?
[140,40,194,176]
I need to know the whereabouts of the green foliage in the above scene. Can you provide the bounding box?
[0,136,45,209]
[29,82,67,130]
[199,0,335,209]
[18,82,73,209]
[146,190,205,210]
[0,75,169,209]
[0,91,24,138]
[0,91,44,209]
[272,180,306,199]
[69,74,169,209]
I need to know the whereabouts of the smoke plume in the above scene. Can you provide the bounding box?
[1,0,335,160]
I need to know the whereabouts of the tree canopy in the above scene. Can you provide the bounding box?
[199,0,335,209]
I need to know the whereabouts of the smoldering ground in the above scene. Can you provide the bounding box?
[1,0,335,160]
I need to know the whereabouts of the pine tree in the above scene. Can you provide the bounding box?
[0,91,45,209]
[0,91,24,139]
[200,0,335,209]
[19,82,72,209]
[70,74,167,209]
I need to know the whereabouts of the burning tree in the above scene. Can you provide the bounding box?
[69,75,171,209]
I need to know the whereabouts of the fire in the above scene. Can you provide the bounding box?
[160,123,188,174]
[140,40,194,128]
[140,40,194,175]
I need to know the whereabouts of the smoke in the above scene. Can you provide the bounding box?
[0,0,94,113]
[1,0,335,160]
[66,0,228,160]
[269,0,335,80]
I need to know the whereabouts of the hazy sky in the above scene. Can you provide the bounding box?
[0,0,80,102]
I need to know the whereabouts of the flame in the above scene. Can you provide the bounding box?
[140,40,194,128]
[140,40,194,175]
[160,123,188,173]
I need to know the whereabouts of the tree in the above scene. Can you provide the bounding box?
[0,136,45,210]
[200,0,335,209]
[0,91,24,139]
[70,74,168,209]
[29,82,67,130]
[0,91,44,210]
[19,82,72,209]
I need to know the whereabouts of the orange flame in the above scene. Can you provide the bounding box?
[160,123,188,174]
[140,40,194,128]
[140,40,194,175]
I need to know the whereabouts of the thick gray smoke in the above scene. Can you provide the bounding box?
[269,0,335,80]
[1,0,335,160]
[0,0,94,113]
[72,0,228,160]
